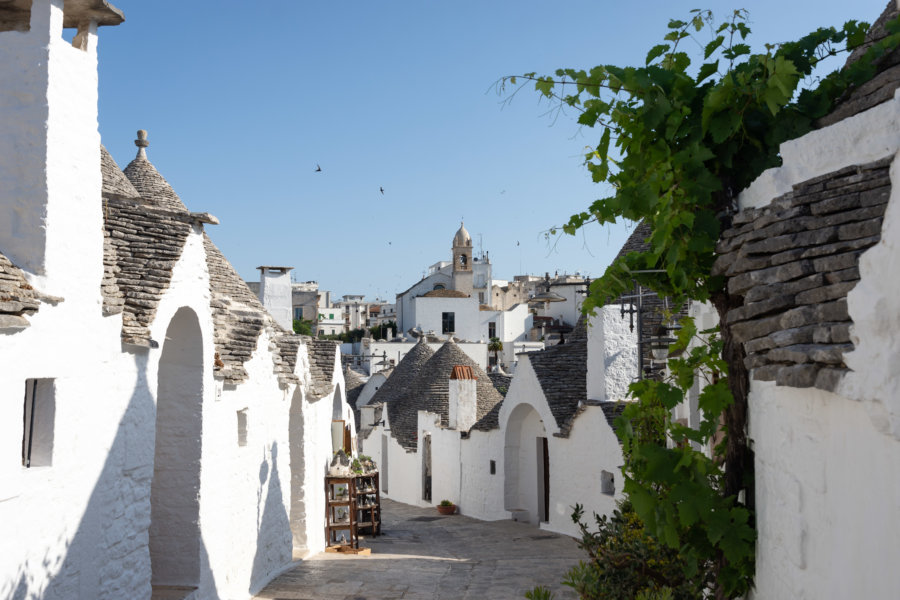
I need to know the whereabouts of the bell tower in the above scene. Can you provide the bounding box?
[451,222,473,297]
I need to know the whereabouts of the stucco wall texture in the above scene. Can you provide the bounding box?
[737,82,900,598]
[0,4,351,598]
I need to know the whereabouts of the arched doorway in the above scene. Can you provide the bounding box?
[150,307,203,588]
[421,433,432,502]
[331,384,349,453]
[504,403,549,525]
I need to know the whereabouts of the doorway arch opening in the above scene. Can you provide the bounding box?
[503,403,549,525]
[150,307,204,588]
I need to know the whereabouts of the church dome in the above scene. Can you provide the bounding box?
[453,222,472,247]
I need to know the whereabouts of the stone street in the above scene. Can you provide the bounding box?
[254,499,584,600]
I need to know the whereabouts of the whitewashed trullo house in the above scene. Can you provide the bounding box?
[0,2,353,598]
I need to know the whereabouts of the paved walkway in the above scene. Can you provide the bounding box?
[254,499,584,600]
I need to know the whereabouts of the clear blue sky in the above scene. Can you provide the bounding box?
[97,1,889,300]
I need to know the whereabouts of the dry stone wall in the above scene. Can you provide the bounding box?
[714,157,892,391]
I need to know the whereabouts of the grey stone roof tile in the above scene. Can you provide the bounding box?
[388,340,503,450]
[715,157,891,392]
[102,197,193,345]
[0,251,42,331]
[369,339,435,405]
[487,372,512,396]
[527,339,588,438]
[345,366,366,426]
[101,145,140,200]
[203,233,271,383]
[104,137,303,389]
[818,2,900,127]
[306,339,339,399]
[123,136,190,213]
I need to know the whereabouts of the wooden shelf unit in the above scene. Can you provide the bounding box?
[324,472,381,550]
[355,472,381,536]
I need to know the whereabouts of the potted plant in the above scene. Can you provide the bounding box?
[437,499,456,515]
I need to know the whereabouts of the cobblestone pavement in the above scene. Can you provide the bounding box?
[254,498,583,600]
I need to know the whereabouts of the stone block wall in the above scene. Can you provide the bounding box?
[714,158,891,391]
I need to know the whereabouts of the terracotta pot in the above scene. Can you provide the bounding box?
[437,504,456,515]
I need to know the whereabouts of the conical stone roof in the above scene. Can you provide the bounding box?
[389,340,503,450]
[369,338,434,406]
[345,366,367,427]
[123,130,189,213]
[100,145,140,200]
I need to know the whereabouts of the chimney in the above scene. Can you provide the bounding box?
[360,405,376,429]
[448,365,477,431]
[257,266,293,330]
[0,0,122,298]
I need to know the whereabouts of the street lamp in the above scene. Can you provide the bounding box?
[531,272,566,304]
[647,324,677,363]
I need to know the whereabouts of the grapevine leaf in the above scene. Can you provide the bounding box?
[646,44,671,65]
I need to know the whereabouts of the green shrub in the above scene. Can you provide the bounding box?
[561,501,709,599]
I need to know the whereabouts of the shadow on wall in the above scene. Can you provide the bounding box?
[288,389,307,551]
[250,443,292,593]
[3,322,221,599]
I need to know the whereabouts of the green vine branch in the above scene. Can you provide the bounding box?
[511,8,900,598]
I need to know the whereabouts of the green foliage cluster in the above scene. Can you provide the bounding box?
[369,320,397,340]
[320,321,397,343]
[293,318,313,336]
[618,318,754,593]
[561,501,706,599]
[506,8,900,598]
[488,336,504,364]
[516,10,898,308]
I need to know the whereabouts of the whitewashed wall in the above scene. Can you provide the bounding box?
[368,340,488,372]
[258,268,293,332]
[749,383,900,599]
[553,406,624,537]
[501,345,626,537]
[736,88,900,598]
[0,0,101,289]
[586,307,637,402]
[356,372,386,407]
[458,429,507,520]
[536,284,583,327]
[396,271,451,332]
[420,411,461,506]
[0,222,215,600]
[201,328,292,599]
[408,296,481,340]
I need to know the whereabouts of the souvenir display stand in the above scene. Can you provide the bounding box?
[324,471,381,553]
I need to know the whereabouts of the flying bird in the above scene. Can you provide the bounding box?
[315,164,322,172]
[380,186,384,194]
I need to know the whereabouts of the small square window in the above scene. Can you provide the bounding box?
[237,409,249,447]
[22,379,55,468]
[601,470,615,495]
[489,460,496,475]
[442,312,455,334]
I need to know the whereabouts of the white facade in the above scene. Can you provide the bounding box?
[0,7,351,598]
[257,266,293,331]
[317,307,343,336]
[359,310,633,537]
[396,269,452,332]
[535,281,587,329]
[365,340,489,373]
[734,84,900,597]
